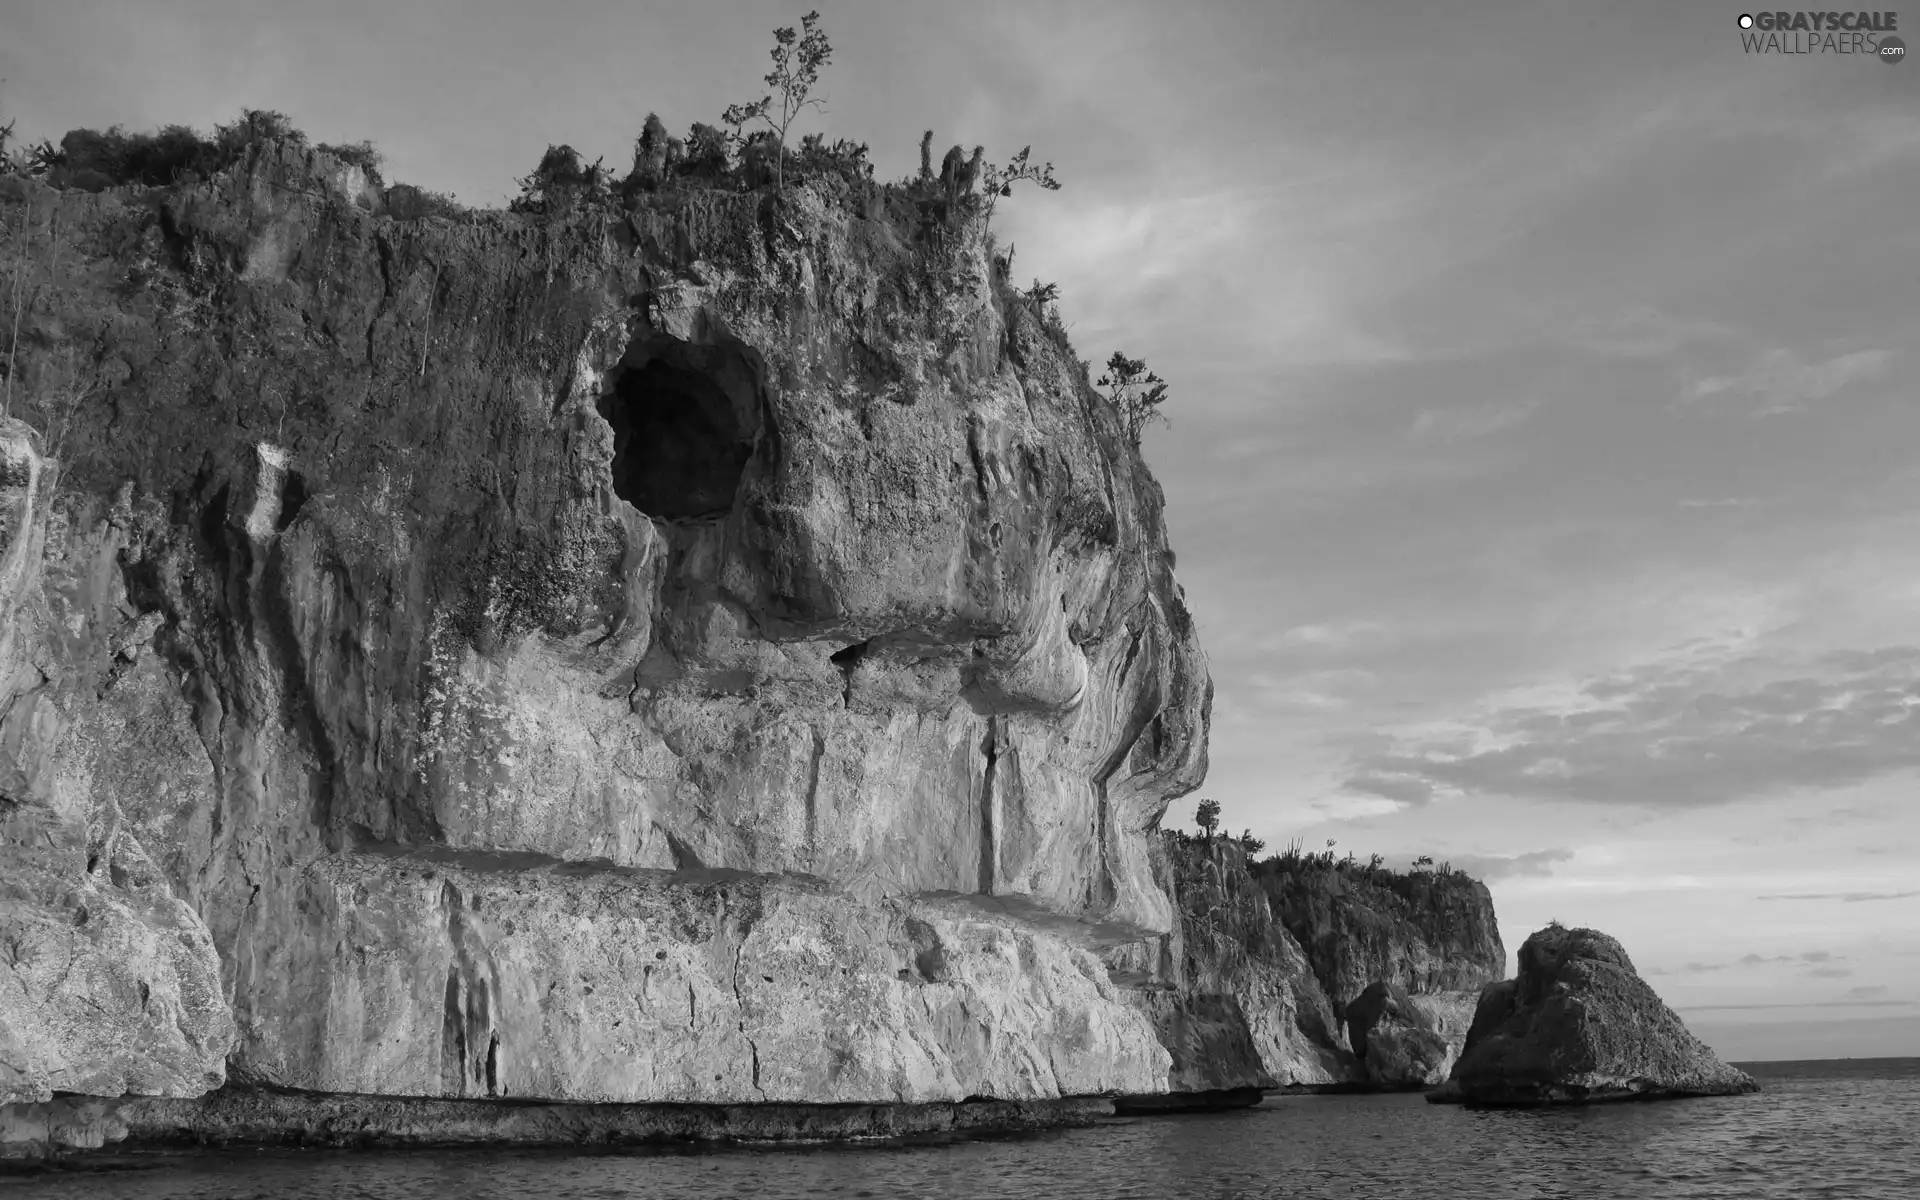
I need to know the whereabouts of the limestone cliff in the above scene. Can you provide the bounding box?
[0,138,1208,1140]
[1103,837,1347,1094]
[1103,836,1504,1094]
[1255,853,1506,1061]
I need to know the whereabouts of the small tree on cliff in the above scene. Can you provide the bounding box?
[722,10,833,192]
[1099,351,1169,447]
[979,145,1060,222]
[1194,798,1221,840]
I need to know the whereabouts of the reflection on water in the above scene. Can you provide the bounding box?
[7,1059,1917,1200]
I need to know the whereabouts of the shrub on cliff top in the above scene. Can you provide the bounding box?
[1194,797,1221,837]
[721,9,833,193]
[511,144,612,214]
[20,108,322,191]
[0,93,23,176]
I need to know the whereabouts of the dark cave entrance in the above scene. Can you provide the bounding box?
[599,335,765,521]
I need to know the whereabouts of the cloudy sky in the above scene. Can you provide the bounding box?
[5,0,1916,1061]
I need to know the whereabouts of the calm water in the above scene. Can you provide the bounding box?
[6,1059,1917,1199]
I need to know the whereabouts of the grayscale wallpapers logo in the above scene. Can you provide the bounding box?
[1736,11,1904,59]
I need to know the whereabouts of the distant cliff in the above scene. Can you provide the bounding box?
[1104,836,1505,1094]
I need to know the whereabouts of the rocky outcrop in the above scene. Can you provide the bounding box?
[1345,981,1450,1088]
[1103,837,1504,1097]
[0,422,234,1106]
[1430,924,1760,1105]
[0,139,1208,1153]
[1255,860,1505,1010]
[1104,838,1352,1098]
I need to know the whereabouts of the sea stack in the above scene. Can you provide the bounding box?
[1428,923,1760,1105]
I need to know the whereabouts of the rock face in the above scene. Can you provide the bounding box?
[1431,924,1760,1105]
[1258,859,1506,1010]
[0,141,1208,1148]
[1104,838,1351,1096]
[1103,837,1504,1095]
[0,420,235,1106]
[1345,981,1450,1088]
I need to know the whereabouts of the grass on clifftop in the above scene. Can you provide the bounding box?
[1169,828,1489,896]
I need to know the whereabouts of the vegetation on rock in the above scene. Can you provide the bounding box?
[722,9,834,193]
[1194,797,1221,837]
[1099,351,1170,446]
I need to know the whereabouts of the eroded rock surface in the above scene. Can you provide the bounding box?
[1345,980,1451,1088]
[0,422,233,1106]
[1257,860,1506,1012]
[1103,837,1504,1096]
[0,141,1206,1140]
[1105,838,1348,1096]
[1430,924,1759,1105]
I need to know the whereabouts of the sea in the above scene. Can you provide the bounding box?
[5,1059,1916,1199]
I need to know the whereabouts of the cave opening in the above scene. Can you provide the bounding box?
[600,337,762,521]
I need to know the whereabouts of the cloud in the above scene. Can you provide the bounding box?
[1686,348,1895,415]
[1806,966,1854,979]
[1700,951,1842,971]
[1757,891,1920,903]
[1845,985,1890,1000]
[1342,643,1920,810]
[1342,773,1438,807]
[1445,848,1575,881]
[1678,999,1917,1012]
[1677,497,1756,510]
[1265,622,1388,652]
[1676,956,1807,974]
[1407,399,1538,442]
[1557,305,1741,361]
[1243,668,1379,713]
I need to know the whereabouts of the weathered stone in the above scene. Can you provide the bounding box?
[1,1090,1114,1158]
[1257,860,1506,1010]
[1106,839,1344,1095]
[1429,924,1760,1105]
[0,141,1206,1136]
[1103,837,1503,1096]
[230,848,1164,1103]
[1345,980,1451,1088]
[0,423,232,1106]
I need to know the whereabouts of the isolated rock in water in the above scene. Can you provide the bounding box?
[1346,981,1451,1088]
[1430,924,1760,1104]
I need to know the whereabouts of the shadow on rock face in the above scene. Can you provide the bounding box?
[1345,980,1451,1089]
[600,333,765,521]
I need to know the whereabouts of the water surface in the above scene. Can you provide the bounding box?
[7,1059,1916,1199]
